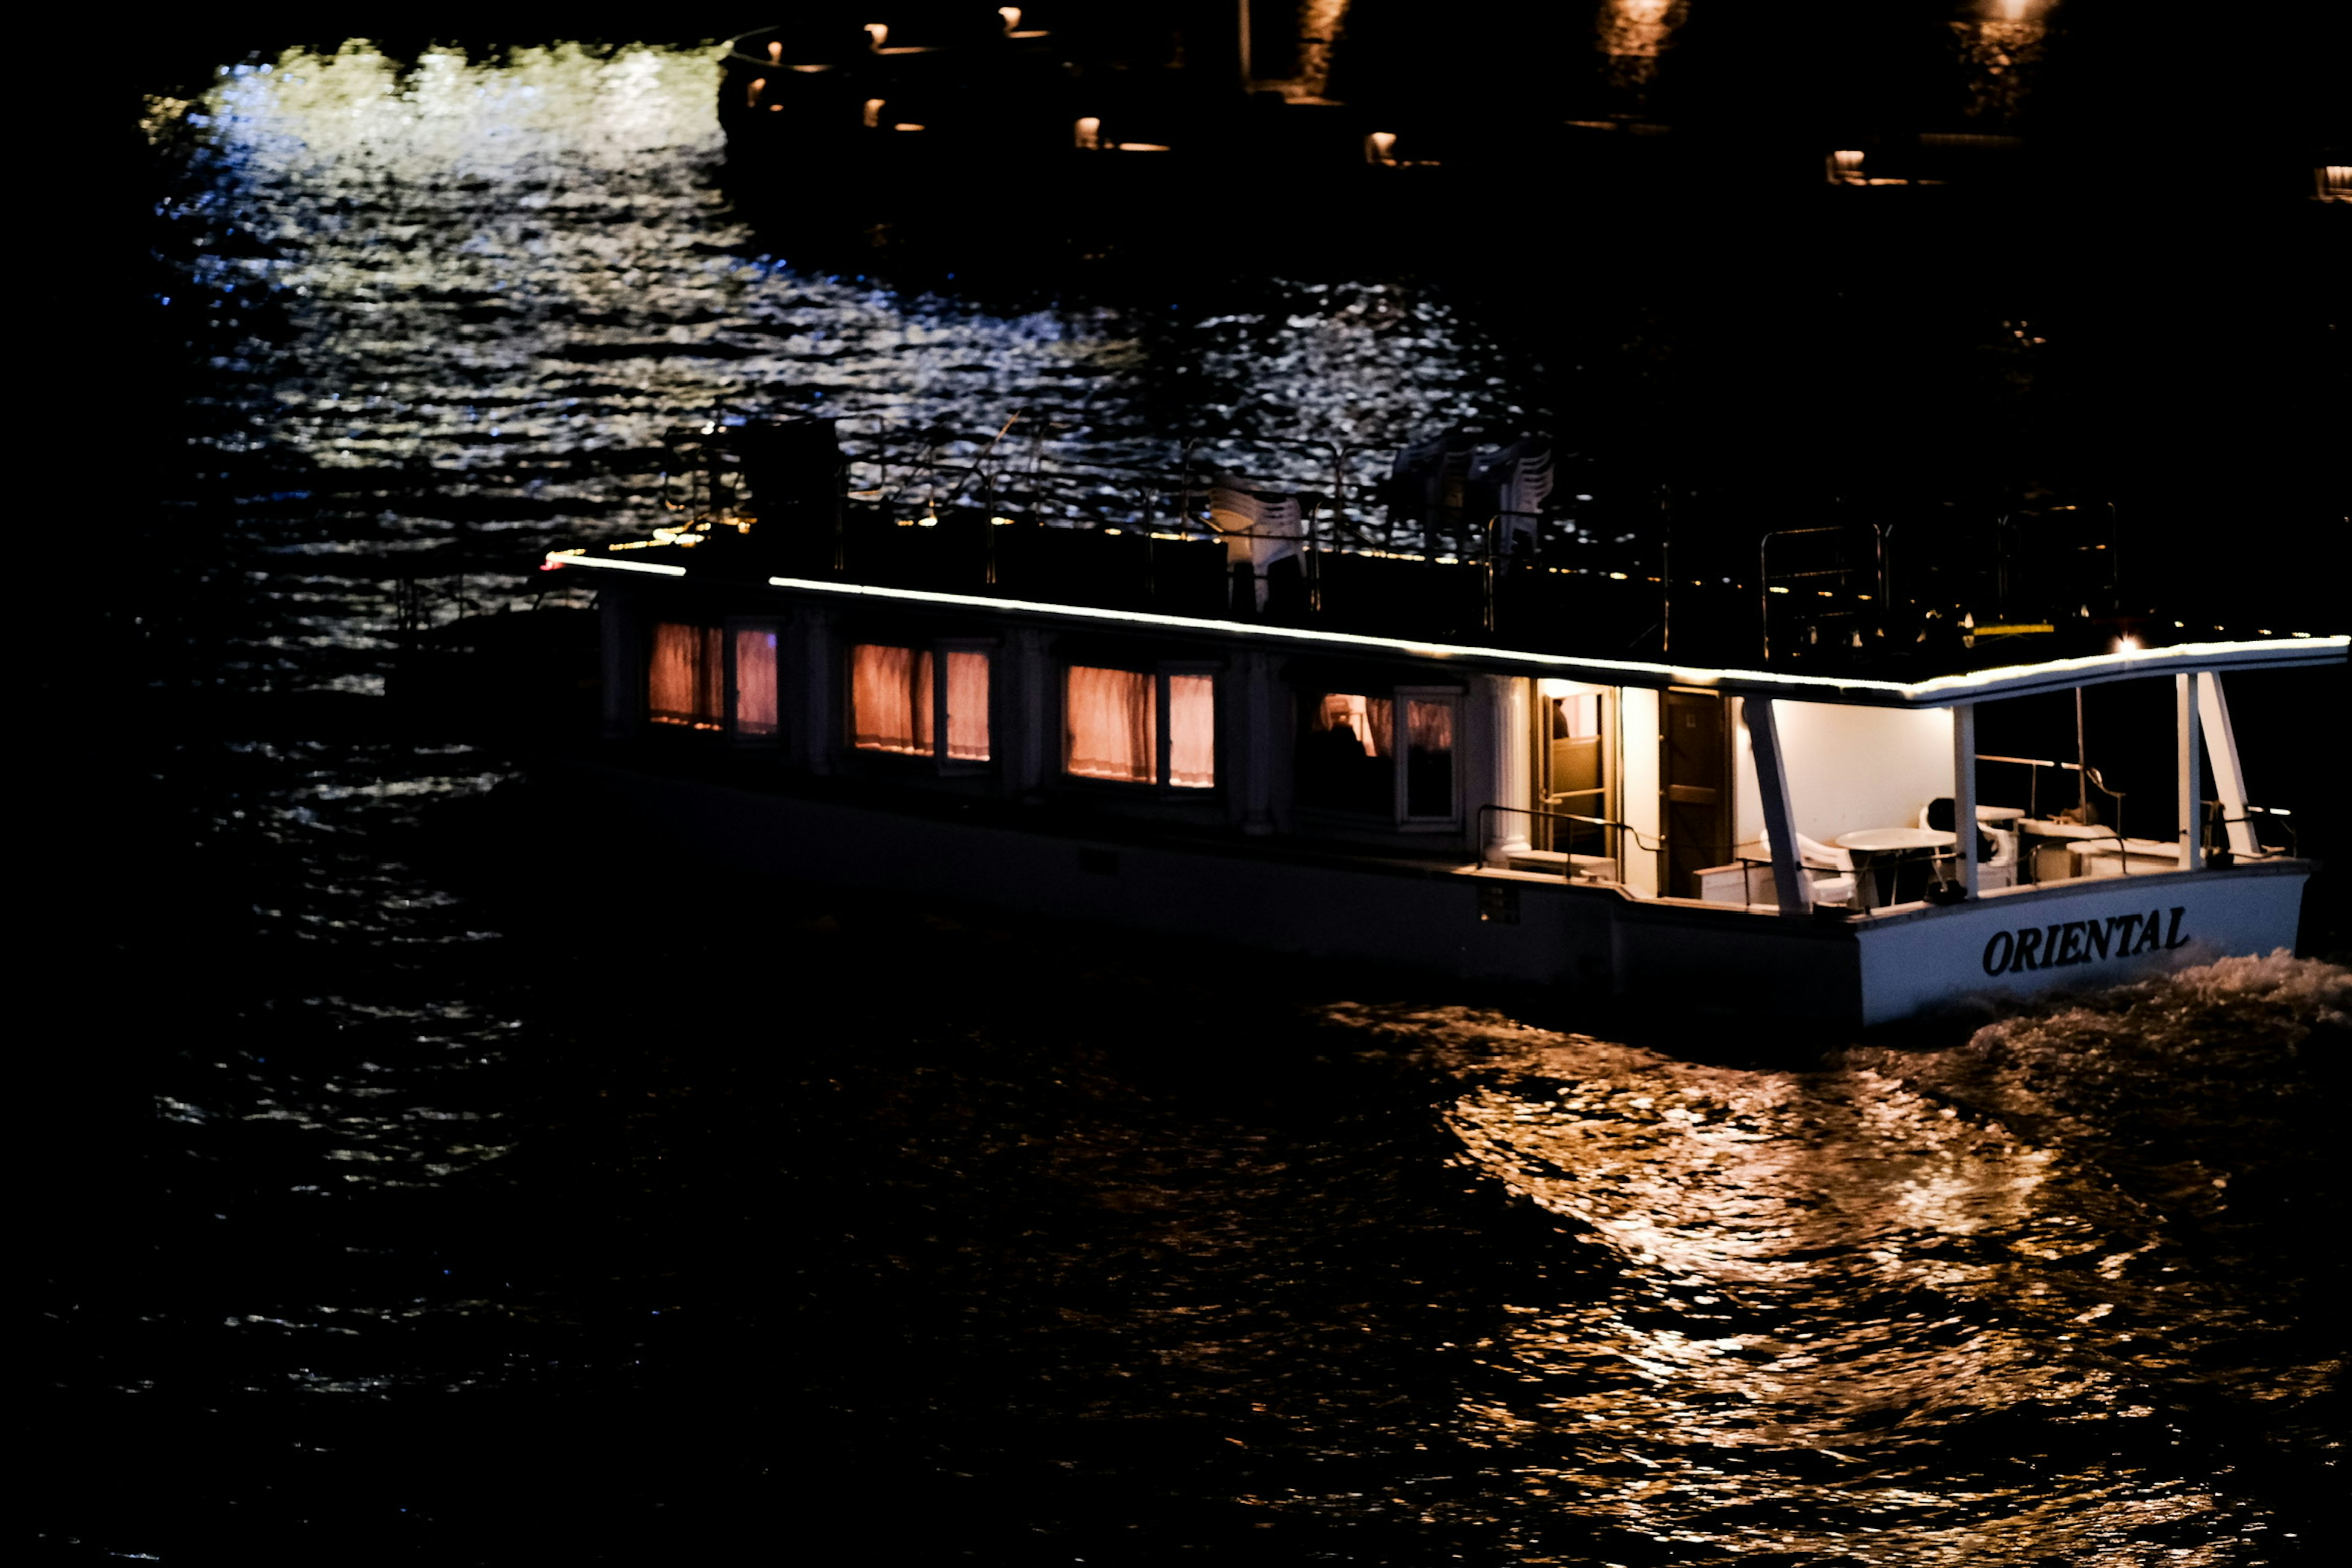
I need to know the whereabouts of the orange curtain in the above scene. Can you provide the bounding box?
[945,650,990,761]
[1408,697,1454,753]
[734,628,779,736]
[852,644,930,754]
[649,622,722,728]
[1066,666,1154,782]
[1167,674,1216,788]
[911,650,935,754]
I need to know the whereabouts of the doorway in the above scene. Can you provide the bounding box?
[1662,687,1730,898]
[1536,684,1612,858]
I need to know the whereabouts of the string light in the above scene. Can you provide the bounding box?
[707,571,2349,707]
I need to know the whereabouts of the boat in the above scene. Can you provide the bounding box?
[532,416,2343,1028]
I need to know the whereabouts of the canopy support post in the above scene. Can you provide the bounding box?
[2177,672,2205,871]
[2196,672,2259,858]
[1746,697,1806,919]
[1953,703,1979,897]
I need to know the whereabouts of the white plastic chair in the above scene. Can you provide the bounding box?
[1207,476,1305,610]
[1760,827,1857,907]
[1917,802,2019,884]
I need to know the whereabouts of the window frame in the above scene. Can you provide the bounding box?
[1060,660,1221,794]
[844,635,998,774]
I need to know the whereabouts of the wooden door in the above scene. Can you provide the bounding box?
[1662,688,1730,898]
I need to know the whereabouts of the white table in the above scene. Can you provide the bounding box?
[1835,827,1956,908]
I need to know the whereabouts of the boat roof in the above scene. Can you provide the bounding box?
[547,545,2345,709]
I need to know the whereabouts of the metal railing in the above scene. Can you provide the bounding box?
[1975,752,2125,831]
[1760,522,1887,662]
[1476,802,1664,875]
[396,573,496,634]
[2208,810,2298,862]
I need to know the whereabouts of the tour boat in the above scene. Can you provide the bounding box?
[534,420,2342,1027]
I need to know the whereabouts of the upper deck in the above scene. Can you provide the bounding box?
[544,484,2346,710]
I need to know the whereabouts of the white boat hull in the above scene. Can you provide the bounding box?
[1851,865,2308,1024]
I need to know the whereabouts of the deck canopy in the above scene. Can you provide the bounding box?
[549,552,2345,710]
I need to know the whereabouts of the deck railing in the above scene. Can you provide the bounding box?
[2212,810,2296,861]
[1476,802,1667,877]
[1975,752,2126,831]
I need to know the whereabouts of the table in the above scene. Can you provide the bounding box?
[1834,827,1956,908]
[1835,827,1958,855]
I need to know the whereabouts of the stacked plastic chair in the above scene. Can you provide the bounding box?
[1382,429,1477,551]
[1469,437,1555,556]
[1207,476,1306,611]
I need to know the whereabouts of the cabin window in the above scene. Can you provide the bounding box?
[943,650,991,761]
[850,642,992,764]
[1168,675,1216,787]
[648,622,723,731]
[1297,688,1458,824]
[731,624,780,738]
[1402,695,1458,821]
[1298,693,1395,814]
[1065,665,1215,789]
[853,644,930,755]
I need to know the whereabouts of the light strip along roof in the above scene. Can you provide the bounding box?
[547,552,2348,707]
